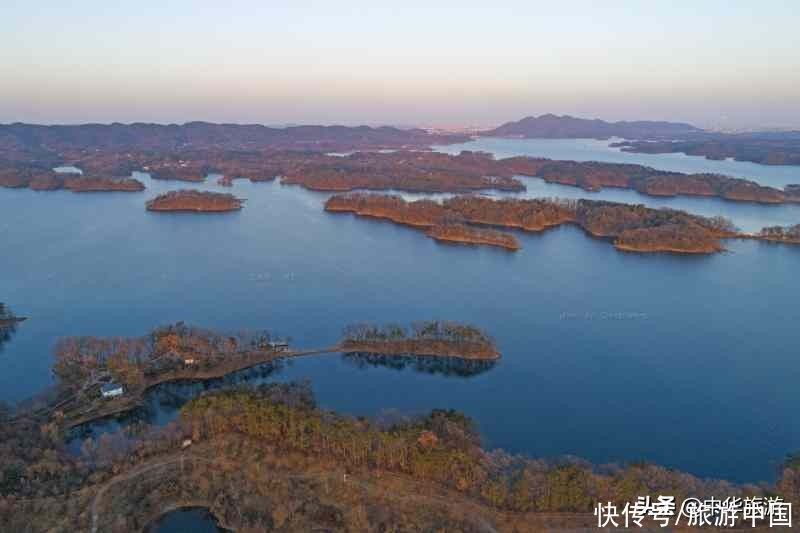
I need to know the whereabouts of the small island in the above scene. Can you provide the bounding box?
[64,176,145,192]
[145,190,243,212]
[0,304,25,352]
[0,168,145,192]
[757,224,800,244]
[786,184,800,201]
[0,303,25,326]
[340,321,500,360]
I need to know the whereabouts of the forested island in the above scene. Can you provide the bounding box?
[521,159,798,203]
[0,303,24,327]
[145,190,243,212]
[5,135,799,203]
[611,131,800,166]
[2,380,799,531]
[341,321,500,359]
[50,323,300,428]
[42,321,499,430]
[757,224,800,244]
[0,168,144,192]
[325,193,745,254]
[0,304,24,353]
[486,114,800,167]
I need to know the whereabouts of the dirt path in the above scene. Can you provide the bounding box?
[91,452,186,533]
[89,445,593,533]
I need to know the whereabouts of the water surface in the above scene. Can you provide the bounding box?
[436,137,800,188]
[149,508,224,533]
[2,141,799,484]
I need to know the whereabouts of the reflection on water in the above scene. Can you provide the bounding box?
[68,353,494,450]
[0,304,23,354]
[342,352,497,377]
[68,361,284,450]
[0,322,19,354]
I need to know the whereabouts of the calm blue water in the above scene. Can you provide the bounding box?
[2,140,799,484]
[435,138,800,233]
[437,137,800,188]
[149,508,223,533]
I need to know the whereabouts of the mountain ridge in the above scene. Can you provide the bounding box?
[484,113,702,140]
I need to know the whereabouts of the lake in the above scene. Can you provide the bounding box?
[2,138,798,484]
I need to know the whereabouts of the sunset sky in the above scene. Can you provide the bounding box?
[2,1,798,129]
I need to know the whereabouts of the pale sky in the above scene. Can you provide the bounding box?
[2,1,798,129]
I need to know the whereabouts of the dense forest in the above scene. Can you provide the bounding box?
[278,150,526,192]
[6,140,798,204]
[180,385,800,520]
[527,160,794,203]
[52,323,280,393]
[342,321,494,345]
[145,190,243,212]
[758,224,800,243]
[612,131,800,166]
[325,193,740,254]
[2,376,799,530]
[0,167,144,192]
[341,321,499,360]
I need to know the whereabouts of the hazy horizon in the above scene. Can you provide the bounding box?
[3,1,799,130]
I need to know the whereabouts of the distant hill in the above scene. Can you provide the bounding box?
[484,113,702,140]
[0,122,468,157]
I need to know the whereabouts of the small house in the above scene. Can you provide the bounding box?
[101,383,124,398]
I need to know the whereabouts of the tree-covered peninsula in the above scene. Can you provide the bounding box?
[325,194,744,254]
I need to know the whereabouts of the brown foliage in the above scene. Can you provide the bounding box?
[145,190,243,212]
[326,194,736,254]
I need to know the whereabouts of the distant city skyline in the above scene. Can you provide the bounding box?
[2,1,799,129]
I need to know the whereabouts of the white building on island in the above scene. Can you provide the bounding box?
[101,383,124,398]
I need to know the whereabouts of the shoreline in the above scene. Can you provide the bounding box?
[145,190,244,212]
[340,340,501,360]
[425,225,521,251]
[325,195,746,255]
[64,347,338,429]
[63,340,500,430]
